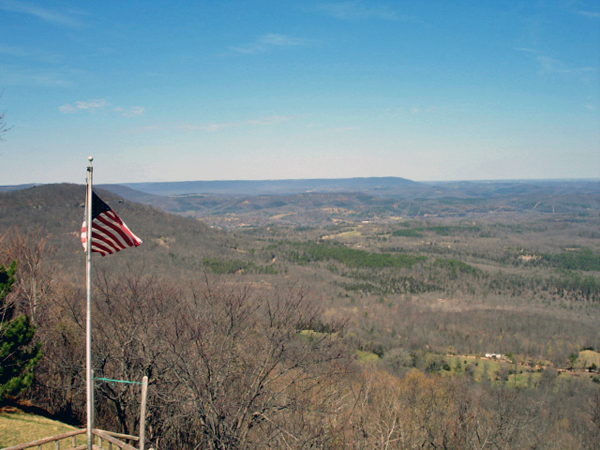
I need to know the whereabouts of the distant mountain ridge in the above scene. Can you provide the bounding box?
[95,178,600,229]
[119,176,420,196]
[0,183,40,192]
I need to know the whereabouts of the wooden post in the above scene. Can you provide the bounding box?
[139,376,148,450]
[91,369,95,430]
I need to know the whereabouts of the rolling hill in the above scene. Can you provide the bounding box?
[0,184,234,278]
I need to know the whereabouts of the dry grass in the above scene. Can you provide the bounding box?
[0,406,85,449]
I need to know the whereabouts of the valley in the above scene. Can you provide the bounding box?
[1,178,599,449]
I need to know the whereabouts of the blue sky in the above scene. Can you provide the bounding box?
[0,0,598,185]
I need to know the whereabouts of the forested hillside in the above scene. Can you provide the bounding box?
[0,184,235,280]
[1,183,599,449]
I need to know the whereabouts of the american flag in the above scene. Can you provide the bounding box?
[81,191,142,256]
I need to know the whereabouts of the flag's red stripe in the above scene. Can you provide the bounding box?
[119,222,141,246]
[91,240,113,256]
[90,230,119,250]
[89,223,138,256]
[91,226,125,253]
[95,230,130,254]
[117,217,142,246]
[95,216,131,247]
[91,246,110,257]
[96,212,138,247]
[94,217,133,249]
[93,223,128,250]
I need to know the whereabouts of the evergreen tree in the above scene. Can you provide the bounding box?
[0,261,42,400]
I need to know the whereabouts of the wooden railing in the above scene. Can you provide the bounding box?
[2,429,141,450]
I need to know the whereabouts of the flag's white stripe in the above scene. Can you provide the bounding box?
[91,240,113,256]
[92,224,128,251]
[95,217,129,247]
[95,214,132,244]
[120,221,142,245]
[96,211,141,246]
[98,211,131,243]
[84,225,134,255]
[91,239,118,255]
[91,219,141,254]
[93,222,127,245]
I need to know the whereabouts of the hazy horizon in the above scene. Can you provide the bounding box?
[2,175,600,190]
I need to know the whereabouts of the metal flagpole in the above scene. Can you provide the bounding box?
[85,156,94,450]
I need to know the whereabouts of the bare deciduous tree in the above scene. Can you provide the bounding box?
[0,94,10,141]
[91,265,181,438]
[161,277,351,450]
[1,229,55,324]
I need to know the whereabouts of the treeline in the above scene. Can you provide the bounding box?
[543,249,600,271]
[267,240,425,269]
[392,224,482,237]
[500,248,600,271]
[202,257,277,275]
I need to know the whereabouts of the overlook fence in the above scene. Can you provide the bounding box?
[2,429,140,450]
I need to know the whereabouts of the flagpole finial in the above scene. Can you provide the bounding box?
[87,156,94,174]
